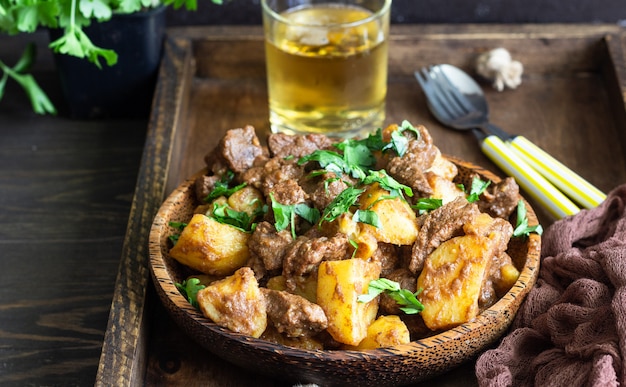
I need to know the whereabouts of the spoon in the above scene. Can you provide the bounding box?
[417,64,606,212]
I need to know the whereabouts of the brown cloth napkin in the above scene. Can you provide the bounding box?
[475,184,626,387]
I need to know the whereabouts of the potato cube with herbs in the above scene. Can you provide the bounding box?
[196,267,267,338]
[169,213,249,276]
[417,234,495,331]
[317,258,381,346]
[358,184,418,245]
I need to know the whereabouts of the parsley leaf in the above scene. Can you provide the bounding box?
[383,120,421,157]
[362,169,413,198]
[466,176,491,203]
[175,278,205,309]
[204,170,246,202]
[353,209,382,228]
[270,194,320,239]
[210,202,262,233]
[513,200,543,237]
[358,278,425,315]
[320,186,364,225]
[168,221,187,245]
[412,198,443,214]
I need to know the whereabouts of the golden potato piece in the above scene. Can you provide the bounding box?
[317,258,381,346]
[417,234,496,331]
[227,186,264,216]
[196,267,267,338]
[346,315,411,350]
[169,213,250,276]
[358,184,418,245]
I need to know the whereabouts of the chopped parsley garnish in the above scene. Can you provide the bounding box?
[358,278,425,315]
[353,209,382,228]
[270,193,320,239]
[168,221,187,245]
[210,202,266,233]
[362,169,413,198]
[383,120,421,157]
[320,186,364,225]
[465,176,491,203]
[412,197,443,214]
[513,200,543,237]
[175,278,205,309]
[204,170,246,202]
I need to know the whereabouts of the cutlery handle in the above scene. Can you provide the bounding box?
[506,136,606,209]
[480,135,581,219]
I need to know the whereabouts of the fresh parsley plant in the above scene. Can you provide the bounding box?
[0,0,227,114]
[204,170,246,202]
[168,221,187,245]
[270,193,320,239]
[464,176,491,203]
[358,278,425,315]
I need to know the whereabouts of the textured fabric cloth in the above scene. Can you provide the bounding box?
[475,184,626,387]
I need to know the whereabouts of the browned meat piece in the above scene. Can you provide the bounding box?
[268,132,333,159]
[409,197,480,273]
[194,174,220,202]
[248,221,293,272]
[270,179,308,205]
[478,177,520,219]
[262,288,328,338]
[240,156,305,198]
[386,125,439,197]
[371,242,400,277]
[304,172,354,210]
[204,126,267,175]
[379,268,417,315]
[283,233,353,290]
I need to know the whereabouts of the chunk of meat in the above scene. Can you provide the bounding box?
[478,177,520,219]
[409,197,480,273]
[282,233,353,291]
[204,126,267,175]
[262,288,328,338]
[268,133,334,159]
[386,125,439,197]
[240,156,305,198]
[247,221,293,272]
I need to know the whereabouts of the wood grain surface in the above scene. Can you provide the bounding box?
[0,44,147,385]
[96,24,626,386]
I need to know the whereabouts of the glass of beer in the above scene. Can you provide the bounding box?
[262,0,391,137]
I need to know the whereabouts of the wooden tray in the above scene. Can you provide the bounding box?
[96,24,626,386]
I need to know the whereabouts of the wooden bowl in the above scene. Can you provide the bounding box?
[148,157,541,387]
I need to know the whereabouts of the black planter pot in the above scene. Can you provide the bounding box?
[50,6,166,119]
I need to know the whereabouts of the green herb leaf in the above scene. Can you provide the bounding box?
[466,176,491,203]
[175,278,205,309]
[320,186,364,225]
[204,170,246,202]
[167,221,187,245]
[383,120,421,157]
[513,200,543,237]
[362,169,413,198]
[270,194,320,239]
[353,209,381,228]
[412,197,443,214]
[358,278,424,315]
[210,203,258,233]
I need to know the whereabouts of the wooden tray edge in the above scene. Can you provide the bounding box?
[95,35,195,386]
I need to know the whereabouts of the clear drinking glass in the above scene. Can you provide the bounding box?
[262,0,391,137]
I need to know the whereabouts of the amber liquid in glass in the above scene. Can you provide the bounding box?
[265,4,388,136]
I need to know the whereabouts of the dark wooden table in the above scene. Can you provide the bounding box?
[0,32,147,386]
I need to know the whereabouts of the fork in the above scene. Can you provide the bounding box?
[416,66,582,219]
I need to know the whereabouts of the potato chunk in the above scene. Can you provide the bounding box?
[196,267,267,338]
[417,234,496,330]
[317,258,381,346]
[169,213,249,276]
[358,184,418,245]
[347,315,411,350]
